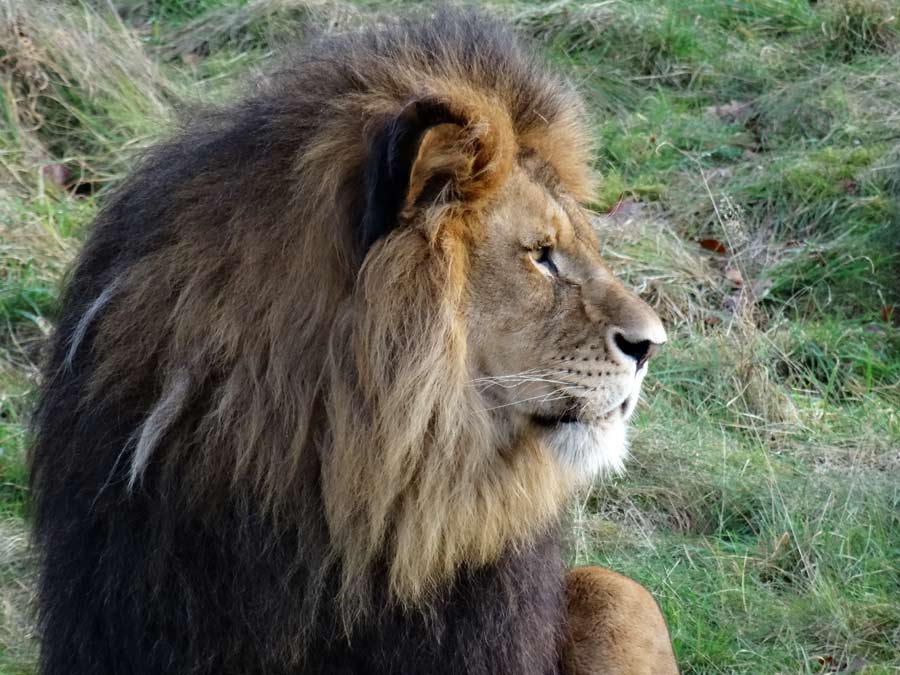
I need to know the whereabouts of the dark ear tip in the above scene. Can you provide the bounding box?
[386,98,467,168]
[400,98,466,130]
[362,98,468,256]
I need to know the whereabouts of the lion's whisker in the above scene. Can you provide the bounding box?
[474,376,575,390]
[471,369,574,390]
[482,384,588,412]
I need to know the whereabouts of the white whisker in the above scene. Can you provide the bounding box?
[471,368,576,391]
[483,384,587,412]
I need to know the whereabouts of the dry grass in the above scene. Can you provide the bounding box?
[157,0,361,61]
[0,519,33,674]
[0,0,180,192]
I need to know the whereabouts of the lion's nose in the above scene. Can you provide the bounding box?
[605,298,667,372]
[582,271,667,371]
[612,332,657,371]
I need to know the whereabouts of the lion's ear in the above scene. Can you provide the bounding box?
[360,96,514,253]
[361,99,463,253]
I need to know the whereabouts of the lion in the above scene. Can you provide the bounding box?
[29,10,677,675]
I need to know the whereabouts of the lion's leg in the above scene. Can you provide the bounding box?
[562,566,679,675]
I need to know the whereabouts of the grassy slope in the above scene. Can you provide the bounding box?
[1,0,898,672]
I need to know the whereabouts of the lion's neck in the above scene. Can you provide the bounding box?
[323,400,576,617]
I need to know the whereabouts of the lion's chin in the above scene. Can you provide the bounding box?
[542,418,628,480]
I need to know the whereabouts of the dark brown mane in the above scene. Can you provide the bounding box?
[30,10,593,674]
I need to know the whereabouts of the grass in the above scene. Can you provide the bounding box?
[1,0,898,672]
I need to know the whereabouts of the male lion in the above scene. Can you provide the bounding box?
[30,11,677,675]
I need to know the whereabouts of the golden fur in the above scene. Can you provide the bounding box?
[564,567,679,674]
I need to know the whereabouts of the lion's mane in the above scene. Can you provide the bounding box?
[30,11,594,674]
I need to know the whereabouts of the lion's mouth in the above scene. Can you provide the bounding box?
[530,408,582,427]
[533,391,639,429]
[618,389,640,419]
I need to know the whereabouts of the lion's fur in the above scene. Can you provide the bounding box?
[81,10,592,612]
[29,11,620,674]
[564,567,679,675]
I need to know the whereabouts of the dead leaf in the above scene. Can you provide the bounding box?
[882,305,894,323]
[725,268,743,286]
[698,238,728,254]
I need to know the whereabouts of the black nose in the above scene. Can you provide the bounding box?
[613,333,655,370]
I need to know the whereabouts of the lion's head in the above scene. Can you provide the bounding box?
[319,58,666,610]
[38,13,665,632]
[460,152,666,477]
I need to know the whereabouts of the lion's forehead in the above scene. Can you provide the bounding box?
[491,168,584,243]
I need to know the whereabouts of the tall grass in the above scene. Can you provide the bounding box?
[1,0,898,672]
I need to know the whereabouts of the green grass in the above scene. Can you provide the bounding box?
[1,0,898,672]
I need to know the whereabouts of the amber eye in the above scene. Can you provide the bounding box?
[531,245,559,275]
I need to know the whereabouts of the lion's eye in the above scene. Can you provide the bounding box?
[531,245,559,276]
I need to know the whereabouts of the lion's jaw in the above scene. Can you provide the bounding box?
[543,419,628,478]
[535,364,649,479]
